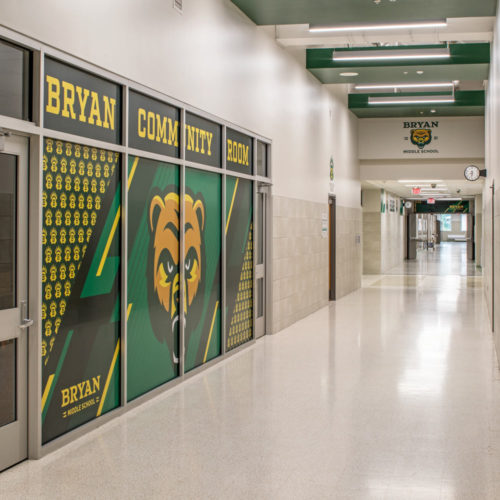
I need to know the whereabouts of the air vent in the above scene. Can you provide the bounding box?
[173,0,182,14]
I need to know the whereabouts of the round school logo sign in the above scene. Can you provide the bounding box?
[403,121,439,154]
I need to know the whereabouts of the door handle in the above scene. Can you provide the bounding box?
[19,300,33,329]
[19,318,34,329]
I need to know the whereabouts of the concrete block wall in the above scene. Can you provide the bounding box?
[272,196,362,333]
[272,195,329,333]
[362,189,405,275]
[380,197,405,272]
[336,206,363,298]
[363,213,382,274]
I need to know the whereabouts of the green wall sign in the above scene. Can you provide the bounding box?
[226,128,253,175]
[415,200,470,213]
[44,57,121,144]
[128,90,180,158]
[185,112,221,167]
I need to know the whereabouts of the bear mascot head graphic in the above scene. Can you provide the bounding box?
[147,186,205,364]
[410,129,432,150]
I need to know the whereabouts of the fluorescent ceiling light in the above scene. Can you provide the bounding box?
[407,197,462,201]
[403,184,447,187]
[398,180,442,183]
[340,72,359,77]
[310,21,447,33]
[368,95,455,105]
[333,47,450,62]
[355,82,454,90]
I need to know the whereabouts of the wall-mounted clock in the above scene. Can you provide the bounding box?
[464,165,480,181]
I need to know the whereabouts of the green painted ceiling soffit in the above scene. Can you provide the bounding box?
[306,44,490,70]
[348,90,485,118]
[230,0,497,26]
[307,44,490,84]
[349,90,485,108]
[313,64,490,85]
[350,106,484,118]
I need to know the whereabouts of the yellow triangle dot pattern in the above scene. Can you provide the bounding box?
[227,223,253,350]
[42,138,119,367]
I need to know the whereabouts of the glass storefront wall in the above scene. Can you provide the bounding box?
[0,34,270,452]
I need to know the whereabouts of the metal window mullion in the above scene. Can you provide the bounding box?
[266,140,272,180]
[252,138,257,341]
[179,109,186,377]
[28,47,44,460]
[120,85,129,407]
[265,143,273,335]
[39,129,126,154]
[221,126,227,355]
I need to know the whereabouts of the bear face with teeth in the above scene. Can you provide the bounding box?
[147,186,205,365]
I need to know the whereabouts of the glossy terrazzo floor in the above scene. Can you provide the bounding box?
[2,243,500,499]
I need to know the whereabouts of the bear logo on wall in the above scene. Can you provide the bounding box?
[147,186,205,364]
[410,129,432,150]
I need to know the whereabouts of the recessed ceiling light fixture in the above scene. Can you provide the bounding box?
[368,95,455,105]
[354,82,454,90]
[333,47,450,62]
[309,20,447,33]
[340,72,359,77]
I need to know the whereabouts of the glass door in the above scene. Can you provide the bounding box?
[0,134,29,471]
[255,184,267,338]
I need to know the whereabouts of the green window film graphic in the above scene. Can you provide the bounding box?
[41,139,121,443]
[127,156,180,401]
[184,168,221,372]
[226,177,253,350]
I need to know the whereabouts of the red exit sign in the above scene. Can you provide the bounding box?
[427,198,436,204]
[412,187,421,195]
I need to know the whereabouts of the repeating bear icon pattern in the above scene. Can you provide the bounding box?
[42,138,118,367]
[227,223,253,350]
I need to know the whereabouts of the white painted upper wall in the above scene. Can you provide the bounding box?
[360,159,485,181]
[0,0,360,207]
[359,116,485,160]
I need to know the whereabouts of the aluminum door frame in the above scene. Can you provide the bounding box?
[255,183,269,338]
[0,134,29,471]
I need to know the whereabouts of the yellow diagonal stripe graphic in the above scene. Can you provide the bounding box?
[41,374,55,412]
[96,207,121,277]
[225,178,239,235]
[96,339,120,417]
[203,301,219,363]
[127,303,133,320]
[128,157,139,191]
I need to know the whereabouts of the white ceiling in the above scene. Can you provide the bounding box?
[273,17,494,49]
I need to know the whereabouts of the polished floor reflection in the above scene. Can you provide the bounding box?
[1,244,500,499]
[387,242,480,276]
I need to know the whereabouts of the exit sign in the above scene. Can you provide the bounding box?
[412,187,421,195]
[427,198,436,204]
